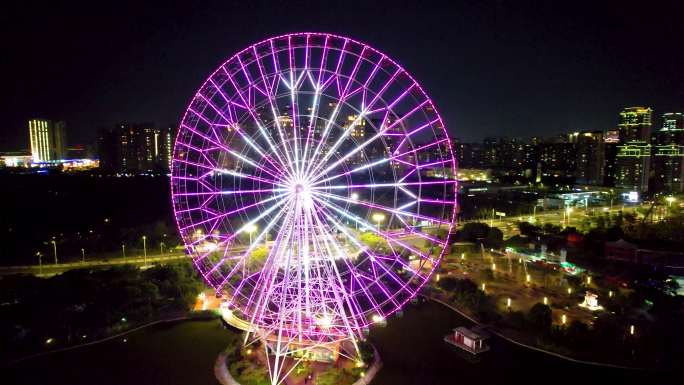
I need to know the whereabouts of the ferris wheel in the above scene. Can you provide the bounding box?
[171,32,457,383]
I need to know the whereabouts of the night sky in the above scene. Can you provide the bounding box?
[2,0,683,150]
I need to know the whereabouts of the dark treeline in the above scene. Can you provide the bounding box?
[0,172,180,265]
[0,262,204,362]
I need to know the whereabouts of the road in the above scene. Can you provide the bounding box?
[0,253,191,276]
[1,203,646,277]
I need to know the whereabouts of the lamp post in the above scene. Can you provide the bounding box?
[666,196,675,207]
[665,196,676,217]
[246,224,258,245]
[565,207,573,226]
[51,240,58,264]
[81,248,85,264]
[142,236,147,266]
[372,213,385,230]
[36,252,43,275]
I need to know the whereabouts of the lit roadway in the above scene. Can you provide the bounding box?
[0,253,191,276]
[0,204,645,277]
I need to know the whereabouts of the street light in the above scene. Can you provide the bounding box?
[665,196,676,207]
[50,240,58,265]
[372,213,385,229]
[246,224,258,244]
[36,252,43,275]
[142,236,147,266]
[350,192,359,201]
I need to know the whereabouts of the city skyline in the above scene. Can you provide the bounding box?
[2,0,684,150]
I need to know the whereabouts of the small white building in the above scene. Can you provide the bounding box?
[444,326,489,354]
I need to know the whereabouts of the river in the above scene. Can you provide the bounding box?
[6,301,669,385]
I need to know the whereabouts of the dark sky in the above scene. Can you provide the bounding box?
[2,0,683,150]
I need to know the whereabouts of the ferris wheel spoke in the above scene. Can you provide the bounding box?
[312,203,406,312]
[179,119,284,182]
[310,189,453,227]
[311,179,458,191]
[215,70,294,179]
[305,111,368,180]
[285,35,304,178]
[311,138,450,186]
[310,194,438,266]
[310,205,386,318]
[179,192,289,234]
[306,206,366,336]
[241,207,296,322]
[177,140,288,184]
[248,47,299,179]
[207,197,293,282]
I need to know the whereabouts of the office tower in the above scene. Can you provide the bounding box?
[97,123,175,173]
[28,119,67,162]
[615,107,653,192]
[539,141,576,177]
[615,141,651,192]
[29,119,50,162]
[574,131,605,185]
[618,107,652,142]
[652,113,684,192]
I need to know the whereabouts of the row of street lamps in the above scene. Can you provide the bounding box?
[38,235,165,271]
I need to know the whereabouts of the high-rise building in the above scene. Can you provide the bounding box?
[618,107,652,142]
[539,142,576,177]
[28,119,67,162]
[652,113,684,192]
[615,107,653,192]
[97,123,175,173]
[573,131,605,185]
[615,141,651,192]
[603,142,619,186]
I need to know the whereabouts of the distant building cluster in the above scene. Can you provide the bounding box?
[0,119,97,170]
[97,123,175,174]
[453,107,684,194]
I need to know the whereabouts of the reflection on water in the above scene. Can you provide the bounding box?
[6,302,671,385]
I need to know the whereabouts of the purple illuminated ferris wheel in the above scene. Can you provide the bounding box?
[171,32,456,379]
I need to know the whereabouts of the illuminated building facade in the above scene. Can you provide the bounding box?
[572,131,604,185]
[98,123,175,173]
[28,119,67,162]
[618,107,652,142]
[616,108,653,192]
[615,141,651,192]
[652,113,684,192]
[539,142,576,177]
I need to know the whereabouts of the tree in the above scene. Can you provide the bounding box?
[484,227,504,249]
[517,221,541,237]
[458,222,490,242]
[527,303,552,330]
[247,246,269,269]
